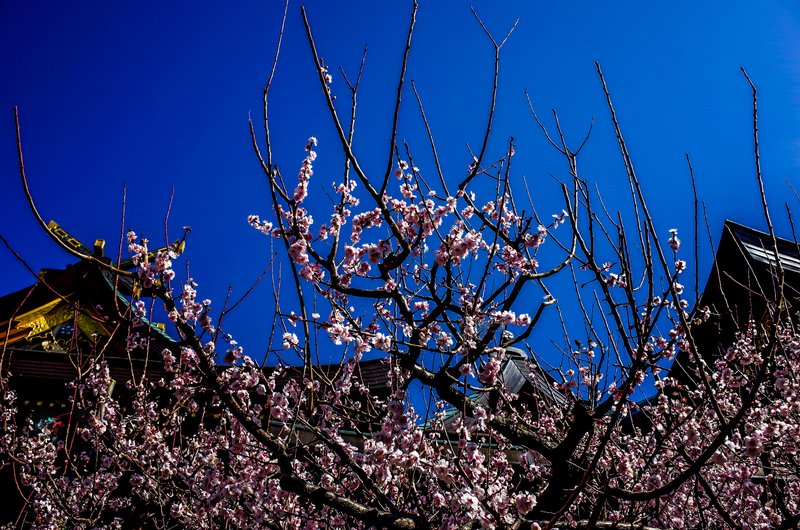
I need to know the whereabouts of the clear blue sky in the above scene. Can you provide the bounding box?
[2,1,800,361]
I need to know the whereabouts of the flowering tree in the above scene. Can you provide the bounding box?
[3,4,800,530]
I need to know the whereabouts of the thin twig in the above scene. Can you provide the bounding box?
[380,1,418,195]
[14,107,132,276]
[686,153,700,302]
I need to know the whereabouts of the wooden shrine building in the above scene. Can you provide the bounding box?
[668,219,800,386]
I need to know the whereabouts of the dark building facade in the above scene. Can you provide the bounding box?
[668,220,800,387]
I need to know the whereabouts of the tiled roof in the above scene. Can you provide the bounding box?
[440,348,568,430]
[269,357,392,395]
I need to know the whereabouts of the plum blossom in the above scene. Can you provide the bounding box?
[373,333,392,351]
[282,332,299,349]
[515,493,537,515]
[668,228,681,251]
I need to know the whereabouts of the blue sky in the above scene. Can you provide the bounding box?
[2,1,800,362]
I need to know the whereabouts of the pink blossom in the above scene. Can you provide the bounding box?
[668,228,681,251]
[282,332,299,349]
[288,239,309,265]
[514,493,537,515]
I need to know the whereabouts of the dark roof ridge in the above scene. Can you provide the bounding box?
[723,219,799,248]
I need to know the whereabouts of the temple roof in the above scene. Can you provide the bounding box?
[0,259,177,383]
[725,220,800,273]
[439,348,568,431]
[669,219,800,386]
[0,255,394,396]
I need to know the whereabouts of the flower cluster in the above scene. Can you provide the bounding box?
[293,137,317,203]
[127,230,177,287]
